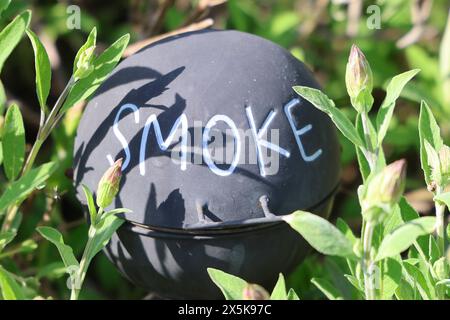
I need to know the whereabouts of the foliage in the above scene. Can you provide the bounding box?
[0,0,448,300]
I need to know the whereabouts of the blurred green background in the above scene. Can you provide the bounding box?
[0,0,449,299]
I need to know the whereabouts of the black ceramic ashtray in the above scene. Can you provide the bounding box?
[73,29,340,299]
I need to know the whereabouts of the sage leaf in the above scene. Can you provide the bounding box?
[0,162,58,214]
[293,86,364,147]
[376,69,420,146]
[283,211,355,258]
[0,10,31,73]
[207,268,247,300]
[2,104,25,181]
[376,216,436,261]
[26,29,51,112]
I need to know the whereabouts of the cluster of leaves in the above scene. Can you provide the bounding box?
[210,45,449,300]
[0,1,129,300]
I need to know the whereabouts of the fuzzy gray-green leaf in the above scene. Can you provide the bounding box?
[376,217,436,261]
[284,211,355,258]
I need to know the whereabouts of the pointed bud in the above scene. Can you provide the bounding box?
[345,45,374,113]
[367,159,407,205]
[242,283,269,300]
[96,158,123,208]
[74,46,96,80]
[364,160,407,223]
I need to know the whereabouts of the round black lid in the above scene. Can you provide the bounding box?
[73,29,340,230]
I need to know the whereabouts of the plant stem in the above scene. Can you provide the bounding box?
[70,207,103,300]
[360,111,377,170]
[434,189,446,257]
[363,221,376,300]
[0,78,76,233]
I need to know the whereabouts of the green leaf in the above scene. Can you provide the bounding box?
[36,226,79,269]
[0,80,5,113]
[61,33,130,113]
[398,197,419,222]
[287,288,300,300]
[402,261,434,300]
[26,29,51,112]
[2,104,25,180]
[376,69,420,146]
[0,162,58,214]
[207,268,247,300]
[283,211,355,258]
[100,208,132,223]
[0,0,11,16]
[381,257,402,299]
[311,278,343,300]
[270,273,287,300]
[344,274,363,292]
[293,86,364,147]
[336,217,357,245]
[73,27,97,74]
[418,101,443,186]
[88,214,124,264]
[440,12,450,106]
[434,192,450,209]
[82,184,97,225]
[0,10,31,74]
[0,265,26,300]
[376,217,436,261]
[428,235,440,263]
[0,230,15,251]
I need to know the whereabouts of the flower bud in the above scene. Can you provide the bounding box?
[345,44,374,113]
[242,283,269,300]
[96,158,123,208]
[366,159,406,206]
[74,46,96,80]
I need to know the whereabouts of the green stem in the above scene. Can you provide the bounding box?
[0,78,76,233]
[70,207,103,300]
[360,111,377,170]
[363,221,376,300]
